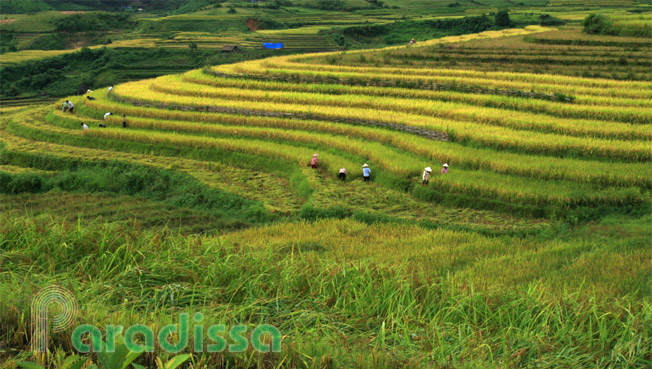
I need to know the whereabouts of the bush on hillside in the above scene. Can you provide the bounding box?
[54,12,132,32]
[27,33,65,50]
[0,32,18,53]
[538,14,565,26]
[583,14,613,35]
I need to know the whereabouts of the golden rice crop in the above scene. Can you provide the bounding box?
[110,80,651,161]
[81,93,652,188]
[3,23,650,221]
[185,69,652,110]
[214,56,652,99]
[155,74,652,138]
[21,107,646,208]
[1,110,301,213]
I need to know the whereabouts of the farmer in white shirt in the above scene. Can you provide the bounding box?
[422,167,432,186]
[104,112,112,120]
[362,164,371,182]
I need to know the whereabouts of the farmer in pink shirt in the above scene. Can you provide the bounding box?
[441,163,449,174]
[311,153,319,169]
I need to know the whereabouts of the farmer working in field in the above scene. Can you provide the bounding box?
[81,123,88,130]
[362,164,371,182]
[422,167,432,186]
[441,163,449,174]
[122,114,127,128]
[104,112,112,120]
[338,167,347,181]
[67,100,74,113]
[311,153,319,169]
[62,100,69,112]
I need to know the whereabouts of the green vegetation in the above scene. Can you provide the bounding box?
[0,46,292,97]
[25,34,65,51]
[584,13,652,37]
[494,9,512,27]
[0,0,54,14]
[0,32,18,53]
[1,214,650,368]
[0,160,274,226]
[54,12,132,32]
[319,25,651,80]
[1,3,651,368]
[329,15,495,46]
[316,0,346,10]
[0,0,224,14]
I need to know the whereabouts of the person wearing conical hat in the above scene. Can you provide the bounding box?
[441,163,449,174]
[362,163,371,182]
[422,166,432,186]
[311,153,319,169]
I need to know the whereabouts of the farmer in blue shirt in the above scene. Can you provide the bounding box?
[362,163,371,182]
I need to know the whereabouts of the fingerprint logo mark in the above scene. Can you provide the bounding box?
[31,286,78,353]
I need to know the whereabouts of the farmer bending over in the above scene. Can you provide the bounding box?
[338,167,347,181]
[311,153,319,169]
[422,167,432,186]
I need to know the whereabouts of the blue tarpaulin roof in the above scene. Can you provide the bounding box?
[263,43,284,49]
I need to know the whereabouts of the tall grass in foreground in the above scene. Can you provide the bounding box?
[1,215,650,368]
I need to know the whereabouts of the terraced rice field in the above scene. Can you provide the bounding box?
[0,49,75,65]
[128,30,340,51]
[1,24,651,368]
[310,26,652,80]
[3,26,650,220]
[0,191,231,233]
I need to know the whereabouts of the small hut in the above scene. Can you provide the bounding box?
[221,44,240,52]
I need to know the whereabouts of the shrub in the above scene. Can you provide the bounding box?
[4,173,44,194]
[538,14,565,26]
[27,34,65,50]
[583,14,613,35]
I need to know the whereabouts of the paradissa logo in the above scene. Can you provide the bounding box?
[72,313,281,353]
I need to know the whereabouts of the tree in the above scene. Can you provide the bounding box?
[316,0,344,10]
[495,9,511,27]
